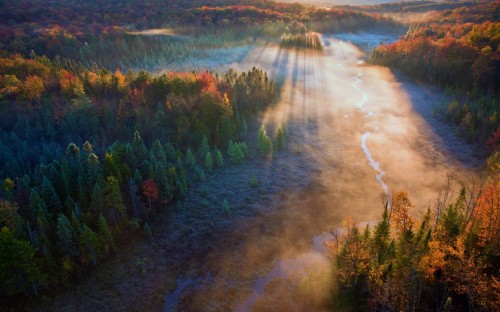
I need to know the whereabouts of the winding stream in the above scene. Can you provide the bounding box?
[163,33,480,311]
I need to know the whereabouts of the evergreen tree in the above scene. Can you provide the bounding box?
[90,180,104,214]
[205,152,213,173]
[195,166,206,182]
[215,147,224,168]
[86,153,100,190]
[56,214,79,258]
[185,148,196,169]
[257,125,272,156]
[373,203,391,262]
[103,153,121,181]
[79,224,99,266]
[98,214,115,254]
[227,141,244,163]
[132,131,147,162]
[198,135,210,161]
[41,176,62,212]
[103,176,126,226]
[274,124,286,151]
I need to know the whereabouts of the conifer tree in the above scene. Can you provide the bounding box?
[41,176,62,212]
[214,147,224,168]
[205,152,213,173]
[274,124,286,151]
[132,131,147,162]
[104,176,126,226]
[79,224,99,266]
[257,125,272,156]
[198,135,210,161]
[185,148,196,169]
[56,214,79,258]
[98,214,115,254]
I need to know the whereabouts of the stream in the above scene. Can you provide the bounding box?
[163,33,481,311]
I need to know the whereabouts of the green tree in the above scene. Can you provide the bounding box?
[41,176,62,212]
[257,125,272,156]
[198,135,210,161]
[215,147,224,167]
[103,176,126,226]
[274,124,286,151]
[98,214,115,254]
[185,148,196,169]
[56,214,79,258]
[205,152,213,173]
[79,224,99,266]
[132,131,147,162]
[227,141,245,163]
[0,227,45,296]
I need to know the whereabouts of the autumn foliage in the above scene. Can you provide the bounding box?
[331,172,500,311]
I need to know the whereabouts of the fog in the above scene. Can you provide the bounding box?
[160,33,480,311]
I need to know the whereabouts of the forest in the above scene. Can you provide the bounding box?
[370,2,499,146]
[0,0,499,311]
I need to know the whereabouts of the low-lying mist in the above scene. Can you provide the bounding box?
[169,33,481,311]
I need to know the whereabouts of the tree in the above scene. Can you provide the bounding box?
[41,176,62,212]
[274,124,286,151]
[215,147,224,167]
[142,178,159,214]
[257,125,273,156]
[56,214,79,258]
[198,135,210,161]
[0,227,45,296]
[19,75,44,102]
[79,224,99,266]
[103,176,126,226]
[132,131,147,162]
[227,141,245,163]
[391,191,414,236]
[205,152,213,173]
[185,148,196,169]
[98,214,115,255]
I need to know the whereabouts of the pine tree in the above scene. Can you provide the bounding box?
[41,176,62,212]
[56,214,79,258]
[227,141,244,163]
[103,153,121,181]
[257,125,272,156]
[195,166,206,182]
[198,135,210,161]
[132,131,147,162]
[205,152,213,173]
[98,214,115,254]
[90,180,104,214]
[86,153,100,190]
[274,124,286,151]
[215,147,224,167]
[185,148,196,169]
[104,176,126,226]
[79,224,99,266]
[373,203,391,262]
